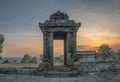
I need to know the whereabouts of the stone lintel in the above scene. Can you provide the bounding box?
[40,27,80,33]
[39,22,80,28]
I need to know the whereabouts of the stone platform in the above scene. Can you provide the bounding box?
[44,70,78,77]
[0,66,79,77]
[44,66,79,77]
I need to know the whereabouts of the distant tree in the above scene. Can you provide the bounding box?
[3,59,10,63]
[0,46,3,59]
[39,54,43,63]
[13,60,17,64]
[29,57,37,63]
[116,50,120,60]
[54,56,64,63]
[110,49,116,61]
[21,54,31,63]
[98,44,112,60]
[0,34,4,59]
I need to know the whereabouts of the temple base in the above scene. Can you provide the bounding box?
[43,66,78,77]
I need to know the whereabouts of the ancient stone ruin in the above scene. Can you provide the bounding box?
[39,11,81,71]
[0,11,119,77]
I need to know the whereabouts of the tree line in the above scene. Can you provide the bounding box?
[96,44,120,61]
[21,54,37,63]
[2,54,37,64]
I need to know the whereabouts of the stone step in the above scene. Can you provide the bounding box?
[44,70,78,77]
[53,66,71,72]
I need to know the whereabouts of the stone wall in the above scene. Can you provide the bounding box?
[75,61,120,74]
[0,67,44,75]
[0,62,120,76]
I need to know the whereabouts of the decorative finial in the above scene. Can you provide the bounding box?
[49,11,69,20]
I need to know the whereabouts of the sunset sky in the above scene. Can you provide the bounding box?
[0,0,120,57]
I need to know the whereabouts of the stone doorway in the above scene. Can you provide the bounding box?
[53,40,64,66]
[39,11,80,70]
[53,32,67,66]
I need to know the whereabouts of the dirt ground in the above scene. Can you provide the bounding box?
[0,64,39,68]
[0,72,120,82]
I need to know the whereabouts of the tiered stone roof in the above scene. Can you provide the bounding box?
[39,11,80,27]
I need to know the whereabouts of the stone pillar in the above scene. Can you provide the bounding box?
[70,32,77,66]
[43,32,48,62]
[49,32,53,67]
[72,32,77,55]
[43,32,53,69]
[64,39,67,65]
[66,32,71,66]
[65,32,76,67]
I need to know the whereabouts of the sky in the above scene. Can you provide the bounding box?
[0,0,120,57]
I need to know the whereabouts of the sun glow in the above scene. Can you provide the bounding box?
[77,26,120,51]
[53,40,64,55]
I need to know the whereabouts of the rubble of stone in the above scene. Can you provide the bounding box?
[0,62,119,77]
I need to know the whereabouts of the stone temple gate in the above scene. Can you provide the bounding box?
[39,11,81,69]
